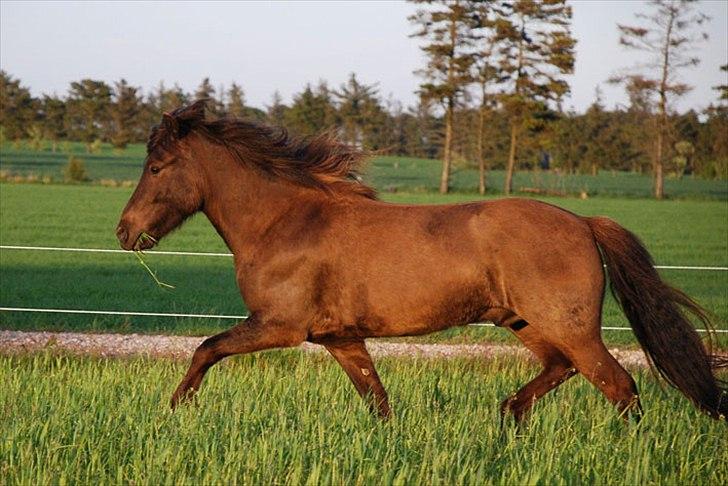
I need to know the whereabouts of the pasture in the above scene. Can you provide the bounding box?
[1,150,726,486]
[2,141,728,199]
[2,351,727,484]
[0,182,726,347]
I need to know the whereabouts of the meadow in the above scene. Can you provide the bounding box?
[0,183,726,347]
[1,144,726,485]
[1,351,726,485]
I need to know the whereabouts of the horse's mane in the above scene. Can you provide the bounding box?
[147,100,377,200]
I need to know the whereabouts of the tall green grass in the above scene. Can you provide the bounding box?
[1,352,726,485]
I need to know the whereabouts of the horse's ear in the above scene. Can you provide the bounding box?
[162,112,179,139]
[173,99,207,138]
[187,99,208,118]
[175,99,207,122]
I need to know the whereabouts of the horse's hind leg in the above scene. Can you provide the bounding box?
[324,340,390,419]
[171,316,305,408]
[501,323,578,423]
[565,338,643,421]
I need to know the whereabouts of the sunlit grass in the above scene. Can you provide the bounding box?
[1,352,726,484]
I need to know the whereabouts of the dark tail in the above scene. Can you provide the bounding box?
[586,216,726,420]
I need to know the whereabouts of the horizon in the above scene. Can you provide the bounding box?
[1,0,726,114]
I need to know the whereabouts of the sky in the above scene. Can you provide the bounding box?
[1,0,726,114]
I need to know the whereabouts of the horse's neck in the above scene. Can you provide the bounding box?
[200,159,308,257]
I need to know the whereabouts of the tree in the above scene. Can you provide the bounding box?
[109,79,142,149]
[65,79,112,150]
[284,82,337,136]
[581,87,611,175]
[267,90,288,127]
[493,0,576,194]
[473,4,500,194]
[334,73,380,147]
[0,71,37,140]
[226,83,246,118]
[157,82,189,113]
[195,77,215,101]
[40,95,66,152]
[696,77,728,179]
[713,64,728,101]
[408,94,443,159]
[409,0,479,193]
[215,83,227,116]
[612,0,709,199]
[380,95,410,156]
[137,82,188,139]
[195,77,220,115]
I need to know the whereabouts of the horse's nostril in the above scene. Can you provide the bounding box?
[116,225,128,243]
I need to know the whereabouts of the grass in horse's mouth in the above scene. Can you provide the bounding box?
[133,232,175,289]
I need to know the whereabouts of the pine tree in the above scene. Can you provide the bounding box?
[409,0,479,193]
[285,82,337,136]
[381,95,408,155]
[581,88,611,175]
[0,71,37,140]
[612,0,709,199]
[157,82,189,113]
[40,95,66,152]
[334,73,380,147]
[493,0,576,194]
[473,3,500,194]
[215,83,226,116]
[715,64,728,101]
[109,79,142,149]
[195,77,215,100]
[267,90,287,127]
[227,83,246,118]
[65,79,113,149]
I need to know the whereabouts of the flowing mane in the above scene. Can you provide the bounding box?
[147,100,377,199]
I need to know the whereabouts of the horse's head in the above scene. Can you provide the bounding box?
[116,100,207,251]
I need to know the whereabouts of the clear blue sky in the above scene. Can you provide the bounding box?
[1,0,726,113]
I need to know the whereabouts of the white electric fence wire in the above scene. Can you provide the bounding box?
[1,245,727,271]
[1,306,726,333]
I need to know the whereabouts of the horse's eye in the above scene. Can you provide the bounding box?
[150,166,160,175]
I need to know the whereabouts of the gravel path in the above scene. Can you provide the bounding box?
[0,330,654,368]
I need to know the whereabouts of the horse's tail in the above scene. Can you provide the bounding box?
[586,216,726,420]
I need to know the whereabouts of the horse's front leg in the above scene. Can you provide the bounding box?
[324,340,391,419]
[171,316,305,408]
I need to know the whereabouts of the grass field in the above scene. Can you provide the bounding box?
[1,351,726,484]
[2,141,727,199]
[1,183,726,347]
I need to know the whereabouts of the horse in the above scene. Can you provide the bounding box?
[116,100,726,422]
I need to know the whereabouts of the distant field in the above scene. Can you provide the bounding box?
[2,141,727,199]
[2,352,726,484]
[1,183,725,347]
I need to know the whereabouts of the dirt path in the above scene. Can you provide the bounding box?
[0,330,654,368]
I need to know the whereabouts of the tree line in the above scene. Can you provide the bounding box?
[408,0,725,196]
[0,0,726,197]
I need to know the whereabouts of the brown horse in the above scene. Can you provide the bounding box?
[117,101,726,422]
